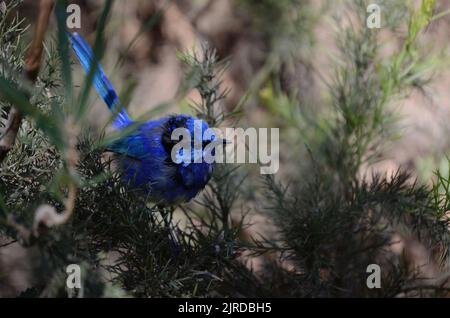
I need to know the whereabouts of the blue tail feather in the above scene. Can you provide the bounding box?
[69,32,131,129]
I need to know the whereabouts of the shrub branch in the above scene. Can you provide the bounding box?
[0,0,54,162]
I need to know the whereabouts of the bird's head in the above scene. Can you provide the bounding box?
[161,115,222,193]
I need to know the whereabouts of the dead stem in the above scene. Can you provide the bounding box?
[0,0,83,243]
[0,0,54,162]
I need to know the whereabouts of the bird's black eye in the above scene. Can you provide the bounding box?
[202,140,211,147]
[161,116,189,154]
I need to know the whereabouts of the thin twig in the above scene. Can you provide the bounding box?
[431,8,450,22]
[0,0,54,162]
[0,108,22,161]
[0,239,18,248]
[31,116,79,237]
[1,0,55,244]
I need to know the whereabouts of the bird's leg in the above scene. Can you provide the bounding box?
[165,215,182,260]
[158,206,182,259]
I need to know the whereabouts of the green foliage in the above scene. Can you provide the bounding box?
[0,0,27,127]
[257,0,450,297]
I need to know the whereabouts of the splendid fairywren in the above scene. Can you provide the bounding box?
[70,33,219,205]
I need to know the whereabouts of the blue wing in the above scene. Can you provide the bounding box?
[107,133,148,160]
[69,32,131,129]
[107,118,168,160]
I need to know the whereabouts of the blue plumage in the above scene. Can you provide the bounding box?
[69,33,215,204]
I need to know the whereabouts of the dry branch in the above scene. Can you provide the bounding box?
[0,0,54,162]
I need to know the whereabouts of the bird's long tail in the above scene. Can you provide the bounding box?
[69,32,131,129]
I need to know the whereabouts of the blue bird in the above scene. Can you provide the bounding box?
[69,32,217,205]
